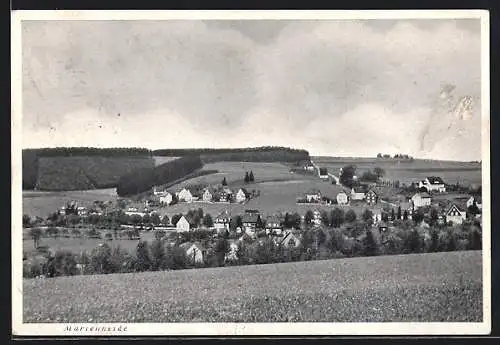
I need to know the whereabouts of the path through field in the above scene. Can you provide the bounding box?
[23,251,482,323]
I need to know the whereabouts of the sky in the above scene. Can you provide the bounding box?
[21,18,483,161]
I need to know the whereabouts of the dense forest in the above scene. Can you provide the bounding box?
[116,156,204,196]
[22,146,310,192]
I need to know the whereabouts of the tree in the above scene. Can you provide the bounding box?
[244,171,250,183]
[340,165,357,188]
[23,214,32,228]
[403,210,409,221]
[397,206,402,220]
[249,171,254,182]
[429,208,439,227]
[89,243,113,274]
[391,208,396,221]
[150,213,161,226]
[429,230,439,253]
[413,209,424,224]
[171,214,182,226]
[373,167,385,179]
[304,210,314,227]
[213,238,230,266]
[155,229,166,240]
[377,153,382,158]
[222,177,227,186]
[330,208,345,228]
[363,230,378,256]
[361,171,378,182]
[46,227,59,238]
[468,228,482,250]
[203,213,214,228]
[381,212,389,222]
[29,228,42,249]
[256,215,265,229]
[46,250,78,277]
[345,209,357,223]
[142,213,151,225]
[405,229,423,254]
[131,214,143,227]
[467,203,480,218]
[320,211,329,226]
[135,241,152,272]
[362,209,374,226]
[161,214,170,226]
[150,239,166,271]
[230,215,243,231]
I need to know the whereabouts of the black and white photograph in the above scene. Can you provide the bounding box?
[11,10,490,336]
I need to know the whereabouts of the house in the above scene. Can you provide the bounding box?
[242,212,260,236]
[305,190,322,203]
[77,206,88,217]
[202,189,213,202]
[225,240,240,262]
[411,192,432,209]
[445,204,467,225]
[176,215,191,232]
[312,210,322,226]
[351,187,365,201]
[365,190,378,205]
[214,210,231,232]
[218,188,233,202]
[177,188,193,203]
[125,207,145,217]
[58,206,66,216]
[336,191,349,205]
[265,215,283,235]
[371,207,383,224]
[418,177,446,193]
[467,196,482,210]
[279,231,302,248]
[159,192,173,205]
[181,242,206,264]
[235,188,249,203]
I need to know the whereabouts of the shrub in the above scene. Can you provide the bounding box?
[45,250,78,277]
[150,239,167,271]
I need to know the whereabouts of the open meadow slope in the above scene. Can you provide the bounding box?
[23,250,482,322]
[312,157,482,187]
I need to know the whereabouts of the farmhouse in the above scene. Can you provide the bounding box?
[242,212,260,236]
[181,242,206,264]
[214,210,231,232]
[305,190,322,203]
[419,176,446,193]
[218,188,233,202]
[125,207,145,217]
[446,204,467,225]
[351,187,365,201]
[176,215,191,232]
[159,192,173,205]
[202,189,213,202]
[279,230,302,248]
[411,192,432,209]
[365,190,378,205]
[177,188,194,203]
[235,188,249,203]
[336,191,349,205]
[77,206,88,216]
[265,215,283,235]
[312,210,322,226]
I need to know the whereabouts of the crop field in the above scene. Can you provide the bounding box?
[22,189,118,219]
[313,157,482,187]
[23,250,482,322]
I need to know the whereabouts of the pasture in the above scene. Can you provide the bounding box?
[22,189,118,219]
[23,250,482,322]
[313,157,482,187]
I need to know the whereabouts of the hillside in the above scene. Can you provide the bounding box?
[23,251,482,323]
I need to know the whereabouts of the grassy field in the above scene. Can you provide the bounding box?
[313,157,482,187]
[23,250,482,322]
[152,156,180,166]
[22,189,119,219]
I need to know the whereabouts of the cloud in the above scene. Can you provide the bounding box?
[21,19,482,160]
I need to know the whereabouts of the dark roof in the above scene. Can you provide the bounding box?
[366,189,377,196]
[242,213,259,223]
[427,176,445,184]
[447,203,465,214]
[414,192,431,198]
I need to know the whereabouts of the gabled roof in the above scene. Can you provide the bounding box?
[427,176,445,185]
[366,189,377,195]
[215,210,230,221]
[446,203,465,214]
[413,192,431,199]
[351,187,365,193]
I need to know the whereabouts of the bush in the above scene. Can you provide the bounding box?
[150,239,167,271]
[45,250,78,277]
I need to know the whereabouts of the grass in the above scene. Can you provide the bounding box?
[22,189,119,219]
[312,157,482,187]
[23,250,482,322]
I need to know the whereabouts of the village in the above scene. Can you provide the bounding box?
[23,162,483,269]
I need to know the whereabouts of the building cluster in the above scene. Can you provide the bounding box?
[151,186,255,206]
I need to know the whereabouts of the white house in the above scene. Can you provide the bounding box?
[411,192,432,209]
[235,188,248,203]
[312,210,322,226]
[159,192,173,205]
[351,187,365,201]
[176,215,191,232]
[202,189,213,202]
[265,215,283,235]
[280,231,301,248]
[177,188,193,203]
[446,204,467,225]
[125,207,145,217]
[336,191,349,205]
[214,210,231,232]
[418,177,446,193]
[181,242,206,264]
[305,190,322,203]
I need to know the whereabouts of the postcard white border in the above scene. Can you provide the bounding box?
[11,9,491,336]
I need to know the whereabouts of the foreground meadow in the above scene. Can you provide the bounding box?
[23,250,482,323]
